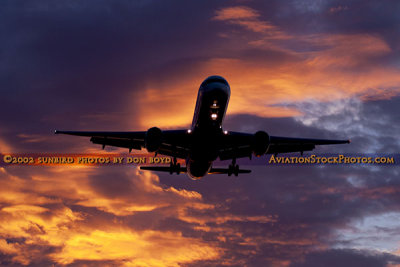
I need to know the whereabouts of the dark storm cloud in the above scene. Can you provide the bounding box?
[224,113,347,140]
[2,0,399,151]
[0,243,59,267]
[256,0,400,38]
[0,0,231,152]
[159,165,400,266]
[156,96,400,265]
[290,249,400,267]
[276,96,400,153]
[251,0,400,70]
[156,164,398,266]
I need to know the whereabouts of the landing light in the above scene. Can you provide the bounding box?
[211,113,217,120]
[224,130,228,135]
[187,129,192,133]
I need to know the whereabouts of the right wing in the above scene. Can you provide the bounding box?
[268,136,350,154]
[218,131,350,160]
[54,130,191,159]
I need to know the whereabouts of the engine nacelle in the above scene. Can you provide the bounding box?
[145,127,163,152]
[252,131,270,157]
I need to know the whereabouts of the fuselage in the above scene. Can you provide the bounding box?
[186,76,230,179]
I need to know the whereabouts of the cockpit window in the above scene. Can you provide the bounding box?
[201,76,229,87]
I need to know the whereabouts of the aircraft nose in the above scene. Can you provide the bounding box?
[201,75,229,87]
[206,83,230,95]
[200,76,230,96]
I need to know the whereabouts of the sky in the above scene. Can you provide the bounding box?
[0,0,400,266]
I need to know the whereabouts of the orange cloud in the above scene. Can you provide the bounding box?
[213,6,260,21]
[1,162,310,266]
[0,137,13,152]
[129,8,399,129]
[132,30,400,129]
[53,230,220,266]
[213,6,284,36]
[0,165,227,266]
[0,201,220,266]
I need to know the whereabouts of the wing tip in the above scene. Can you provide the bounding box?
[54,130,59,134]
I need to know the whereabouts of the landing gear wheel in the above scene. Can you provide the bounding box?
[228,164,233,176]
[234,164,239,176]
[170,157,180,175]
[228,158,239,176]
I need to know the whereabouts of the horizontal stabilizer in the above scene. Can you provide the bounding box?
[140,166,187,174]
[139,166,251,175]
[209,168,251,174]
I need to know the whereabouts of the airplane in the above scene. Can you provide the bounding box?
[55,75,350,180]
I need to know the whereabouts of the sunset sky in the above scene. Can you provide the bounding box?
[1,0,400,266]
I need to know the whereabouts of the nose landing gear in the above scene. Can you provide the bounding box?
[228,158,240,176]
[170,157,181,174]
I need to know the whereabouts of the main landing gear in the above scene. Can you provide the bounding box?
[228,158,239,176]
[169,157,181,174]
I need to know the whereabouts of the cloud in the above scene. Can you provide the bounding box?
[213,5,285,36]
[0,138,13,152]
[329,5,349,13]
[1,106,400,266]
[290,249,400,267]
[278,96,400,153]
[0,166,222,266]
[333,212,400,253]
[53,230,220,266]
[213,6,260,21]
[131,12,400,128]
[1,0,400,266]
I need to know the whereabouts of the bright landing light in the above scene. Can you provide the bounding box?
[211,113,217,120]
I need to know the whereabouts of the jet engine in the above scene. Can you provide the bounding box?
[252,131,270,157]
[145,127,163,152]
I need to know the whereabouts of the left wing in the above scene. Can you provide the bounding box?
[54,130,190,159]
[218,131,350,160]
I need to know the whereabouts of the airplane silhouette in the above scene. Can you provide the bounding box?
[55,75,350,179]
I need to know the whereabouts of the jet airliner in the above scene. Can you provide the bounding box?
[55,76,350,179]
